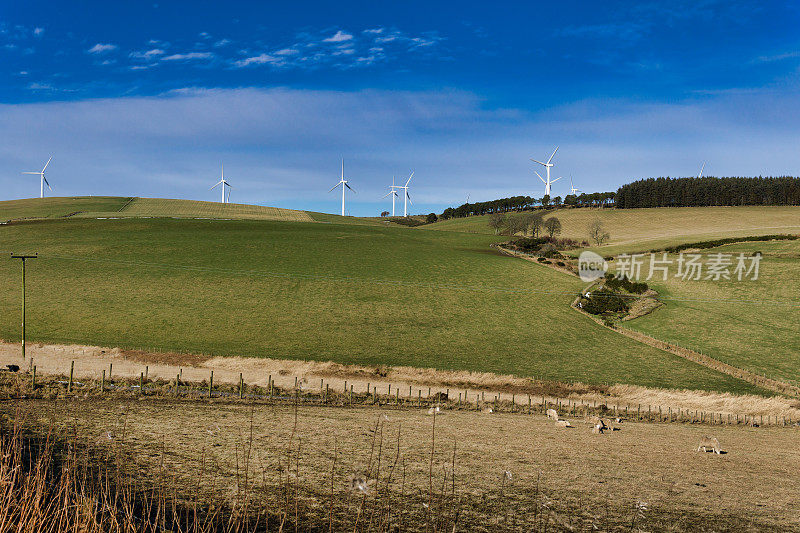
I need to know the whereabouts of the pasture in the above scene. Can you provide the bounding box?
[626,240,800,386]
[424,206,800,255]
[0,215,761,394]
[6,397,797,531]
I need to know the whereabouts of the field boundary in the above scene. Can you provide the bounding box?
[117,196,137,212]
[496,241,800,398]
[2,371,796,428]
[570,288,800,398]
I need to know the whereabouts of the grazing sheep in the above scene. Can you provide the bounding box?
[427,405,441,416]
[546,408,559,421]
[591,423,604,434]
[482,405,494,414]
[555,419,572,428]
[697,436,721,454]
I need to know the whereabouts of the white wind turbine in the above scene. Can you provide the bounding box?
[531,147,561,196]
[329,159,355,216]
[397,171,413,217]
[210,164,232,203]
[698,162,706,178]
[569,176,580,195]
[21,156,53,198]
[382,176,400,216]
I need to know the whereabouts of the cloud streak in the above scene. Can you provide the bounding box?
[2,87,800,214]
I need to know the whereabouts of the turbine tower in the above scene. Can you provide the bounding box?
[21,156,53,198]
[329,159,355,216]
[569,177,580,195]
[531,147,561,196]
[210,164,232,203]
[382,176,400,216]
[698,162,706,178]
[397,171,413,217]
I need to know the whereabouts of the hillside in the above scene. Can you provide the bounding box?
[0,216,760,394]
[423,206,800,254]
[0,196,384,226]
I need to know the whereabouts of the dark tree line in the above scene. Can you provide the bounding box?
[439,192,615,220]
[615,176,800,208]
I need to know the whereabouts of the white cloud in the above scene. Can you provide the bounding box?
[87,43,117,54]
[214,39,231,48]
[130,48,165,59]
[161,52,213,61]
[322,30,353,43]
[234,54,283,67]
[4,88,800,212]
[33,27,44,36]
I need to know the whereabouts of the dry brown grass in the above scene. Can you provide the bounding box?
[4,340,800,422]
[3,397,797,531]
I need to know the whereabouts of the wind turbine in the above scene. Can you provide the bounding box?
[382,176,400,216]
[397,171,413,217]
[329,159,355,216]
[21,156,53,198]
[531,147,561,196]
[210,164,232,203]
[569,177,580,196]
[698,162,706,178]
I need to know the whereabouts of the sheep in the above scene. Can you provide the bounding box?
[555,419,572,428]
[427,405,441,416]
[697,436,721,454]
[546,408,559,421]
[591,423,604,434]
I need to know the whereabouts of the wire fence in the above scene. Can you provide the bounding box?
[15,362,799,430]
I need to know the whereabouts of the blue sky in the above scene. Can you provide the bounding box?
[2,1,800,215]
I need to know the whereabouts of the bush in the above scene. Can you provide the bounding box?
[426,212,438,224]
[581,288,630,315]
[605,275,648,294]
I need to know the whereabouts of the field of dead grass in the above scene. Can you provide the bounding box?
[4,397,798,531]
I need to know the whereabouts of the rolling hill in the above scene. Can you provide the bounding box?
[0,196,384,226]
[423,206,800,255]
[0,211,762,394]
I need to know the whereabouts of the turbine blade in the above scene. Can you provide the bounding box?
[405,171,414,186]
[43,176,51,189]
[530,159,546,166]
[406,192,412,205]
[42,156,52,172]
[547,146,559,164]
[21,172,41,175]
[382,191,393,198]
[698,162,706,178]
[328,183,341,193]
[535,171,546,184]
[210,181,222,190]
[345,182,355,193]
[552,177,562,183]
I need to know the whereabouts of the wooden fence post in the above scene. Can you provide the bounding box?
[209,371,213,398]
[239,373,244,399]
[139,372,143,394]
[100,369,105,392]
[68,361,74,393]
[175,374,180,396]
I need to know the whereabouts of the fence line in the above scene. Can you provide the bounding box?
[12,361,798,429]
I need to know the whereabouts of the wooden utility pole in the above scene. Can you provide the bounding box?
[10,254,37,360]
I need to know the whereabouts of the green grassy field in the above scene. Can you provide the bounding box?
[626,240,800,385]
[0,215,762,394]
[423,206,800,255]
[0,196,132,220]
[1,196,316,223]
